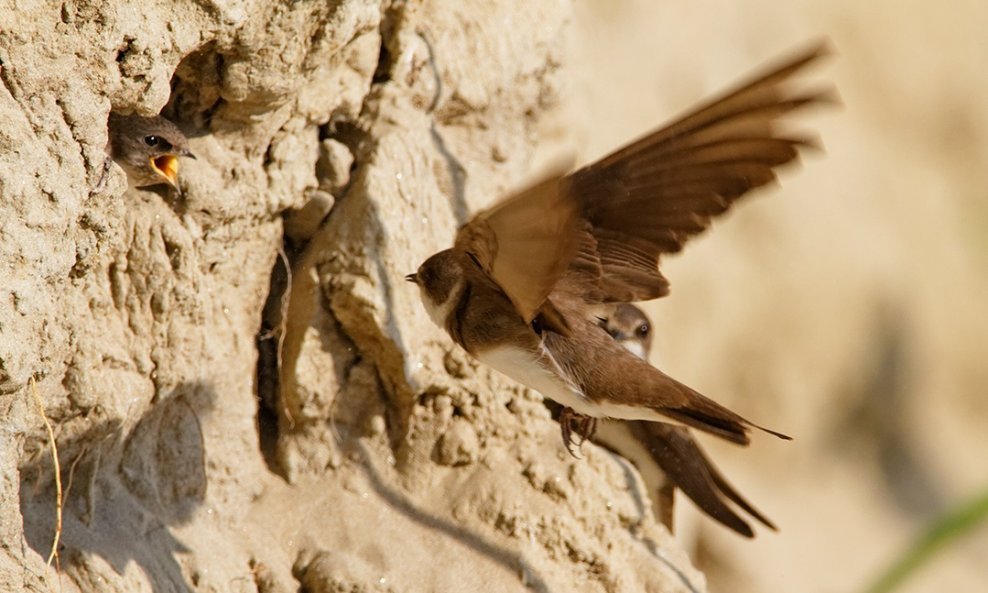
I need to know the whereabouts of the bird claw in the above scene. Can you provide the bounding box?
[559,407,597,458]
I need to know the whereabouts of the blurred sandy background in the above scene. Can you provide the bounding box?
[543,1,988,592]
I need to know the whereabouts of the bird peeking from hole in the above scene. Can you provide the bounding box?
[107,113,196,191]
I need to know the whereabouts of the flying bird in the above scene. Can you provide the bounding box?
[593,303,774,538]
[407,43,832,453]
[107,113,196,190]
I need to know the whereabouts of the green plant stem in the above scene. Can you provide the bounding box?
[862,487,988,593]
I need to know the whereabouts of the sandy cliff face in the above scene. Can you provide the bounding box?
[6,2,987,593]
[1,2,703,592]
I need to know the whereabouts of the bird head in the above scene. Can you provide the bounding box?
[406,249,465,328]
[107,113,196,189]
[599,303,653,360]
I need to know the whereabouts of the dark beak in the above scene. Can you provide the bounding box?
[405,273,418,284]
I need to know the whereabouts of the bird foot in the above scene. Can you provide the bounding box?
[559,407,597,458]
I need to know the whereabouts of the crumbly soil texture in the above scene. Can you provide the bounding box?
[0,2,701,592]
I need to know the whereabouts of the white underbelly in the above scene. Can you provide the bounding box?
[475,345,592,413]
[589,400,669,422]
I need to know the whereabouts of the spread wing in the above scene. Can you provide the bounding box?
[454,170,581,325]
[558,42,835,303]
[455,42,833,323]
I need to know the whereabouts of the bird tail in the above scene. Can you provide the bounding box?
[654,375,790,446]
[660,404,752,445]
[633,422,777,536]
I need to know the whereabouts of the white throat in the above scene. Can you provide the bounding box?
[418,278,464,330]
[619,340,647,361]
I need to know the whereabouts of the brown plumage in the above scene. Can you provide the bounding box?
[555,44,835,305]
[617,421,775,537]
[594,304,775,538]
[410,42,832,453]
[545,294,786,444]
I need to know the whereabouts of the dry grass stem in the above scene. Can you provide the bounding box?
[274,245,296,429]
[29,377,63,589]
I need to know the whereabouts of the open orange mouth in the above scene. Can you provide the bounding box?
[150,155,179,187]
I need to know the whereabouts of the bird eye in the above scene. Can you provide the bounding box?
[636,323,650,337]
[531,317,543,336]
[144,135,160,146]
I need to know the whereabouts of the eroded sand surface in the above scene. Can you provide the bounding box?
[3,1,986,593]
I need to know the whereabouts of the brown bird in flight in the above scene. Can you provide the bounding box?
[407,43,832,454]
[593,303,775,538]
[107,113,196,190]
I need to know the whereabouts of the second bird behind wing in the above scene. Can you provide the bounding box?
[594,304,775,538]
